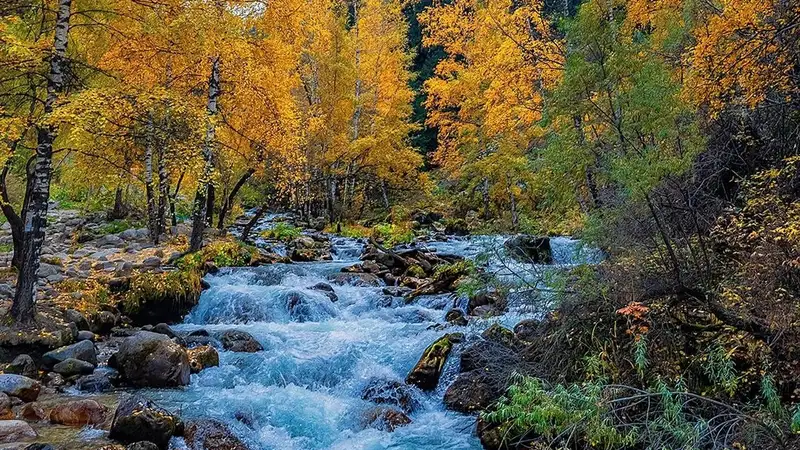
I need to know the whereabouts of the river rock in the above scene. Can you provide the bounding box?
[24,443,56,450]
[188,345,219,373]
[91,310,118,334]
[0,374,40,402]
[77,330,95,342]
[360,406,411,432]
[0,392,12,419]
[5,354,37,379]
[126,442,160,450]
[42,339,97,369]
[75,372,114,393]
[503,235,552,263]
[361,378,419,413]
[481,323,520,349]
[49,399,108,426]
[443,370,502,413]
[53,358,96,377]
[467,291,506,316]
[513,319,541,342]
[330,272,382,287]
[218,330,263,353]
[20,402,46,421]
[110,395,181,449]
[65,309,91,331]
[445,309,468,326]
[406,334,455,391]
[309,282,338,302]
[184,419,248,450]
[114,331,190,387]
[0,420,36,443]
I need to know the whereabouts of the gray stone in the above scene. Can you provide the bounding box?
[37,263,60,278]
[77,330,95,342]
[0,283,13,299]
[142,256,162,267]
[5,355,37,379]
[53,358,96,377]
[113,331,190,387]
[0,374,41,402]
[42,340,97,369]
[0,420,36,443]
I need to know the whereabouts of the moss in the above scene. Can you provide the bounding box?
[120,238,258,322]
[260,222,301,241]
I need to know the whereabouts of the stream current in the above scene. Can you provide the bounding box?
[139,220,602,450]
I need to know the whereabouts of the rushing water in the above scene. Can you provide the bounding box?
[137,226,600,450]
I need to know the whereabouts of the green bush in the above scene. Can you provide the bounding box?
[100,219,138,235]
[372,223,415,247]
[260,222,301,241]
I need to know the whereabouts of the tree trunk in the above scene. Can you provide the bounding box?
[157,145,169,235]
[205,183,215,226]
[145,113,159,244]
[381,179,390,209]
[110,185,126,220]
[0,158,23,271]
[189,56,220,253]
[481,178,491,219]
[508,182,518,231]
[12,0,71,323]
[241,204,267,242]
[169,171,185,228]
[217,168,254,229]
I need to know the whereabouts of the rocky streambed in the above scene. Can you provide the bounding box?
[0,213,601,449]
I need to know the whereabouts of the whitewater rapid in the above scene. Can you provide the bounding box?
[139,232,598,449]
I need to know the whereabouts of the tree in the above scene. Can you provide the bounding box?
[12,0,72,322]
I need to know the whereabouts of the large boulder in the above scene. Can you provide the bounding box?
[49,399,108,426]
[218,330,263,353]
[42,340,97,369]
[360,378,419,413]
[188,345,219,373]
[405,334,456,391]
[114,331,190,387]
[443,370,503,413]
[184,419,249,450]
[0,420,36,443]
[109,395,181,450]
[503,235,552,263]
[0,374,40,402]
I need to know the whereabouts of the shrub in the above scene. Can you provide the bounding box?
[260,222,301,241]
[372,223,415,247]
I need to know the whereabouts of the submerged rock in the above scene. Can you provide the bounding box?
[0,374,40,402]
[360,406,411,432]
[49,398,108,426]
[110,395,181,449]
[445,308,468,326]
[406,334,456,391]
[126,442,160,450]
[0,420,36,443]
[361,378,419,413]
[330,272,382,287]
[309,282,338,302]
[188,345,219,373]
[184,419,249,450]
[114,331,190,387]
[75,372,114,393]
[503,235,552,263]
[218,330,263,353]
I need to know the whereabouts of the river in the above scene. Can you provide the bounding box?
[136,222,601,449]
